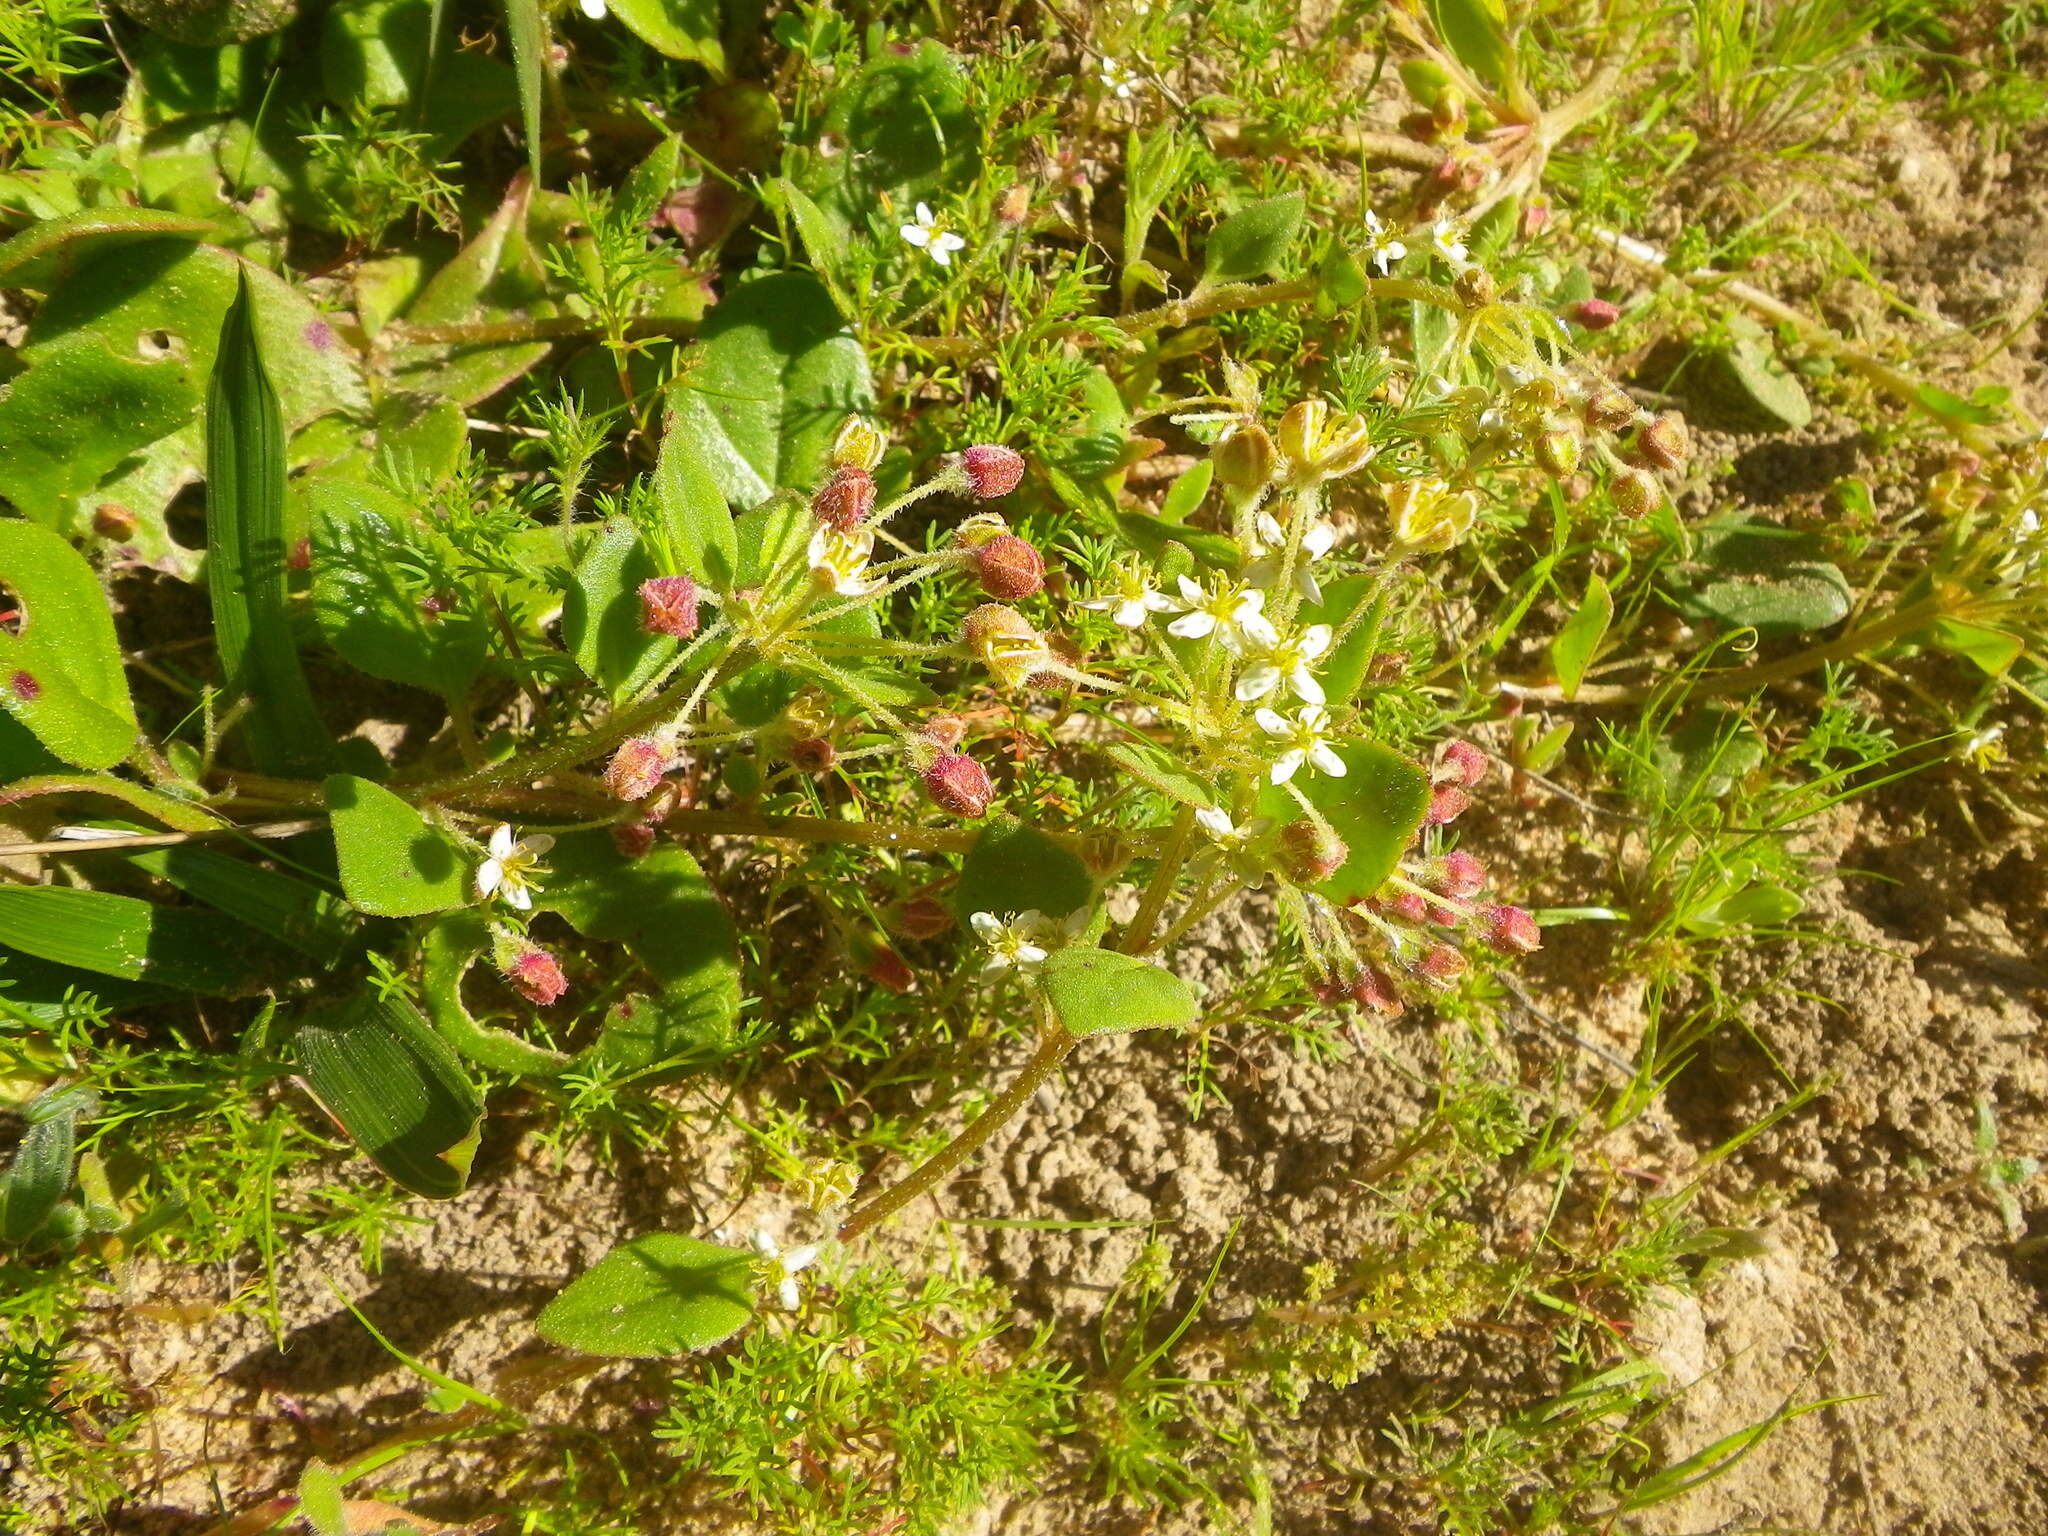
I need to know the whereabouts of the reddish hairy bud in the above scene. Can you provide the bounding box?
[611,820,658,859]
[1583,387,1637,435]
[288,537,312,571]
[789,737,836,774]
[1569,298,1620,331]
[974,534,1046,600]
[961,444,1026,499]
[605,736,671,802]
[1612,466,1662,520]
[1350,966,1406,1017]
[1634,412,1690,473]
[1425,785,1471,826]
[923,753,993,818]
[1416,944,1468,987]
[1436,740,1488,787]
[1482,904,1543,955]
[505,947,568,1006]
[639,575,701,639]
[1429,850,1488,899]
[860,944,915,994]
[997,182,1032,225]
[893,897,955,940]
[1311,975,1351,1007]
[1279,820,1349,884]
[1386,890,1430,924]
[811,465,877,531]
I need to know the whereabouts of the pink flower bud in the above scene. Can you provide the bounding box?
[861,945,916,994]
[1385,890,1430,924]
[1482,904,1543,955]
[1569,298,1620,330]
[605,736,671,802]
[922,753,993,818]
[505,947,568,1006]
[1416,944,1468,987]
[639,575,701,639]
[1350,966,1405,1017]
[612,820,658,859]
[811,465,877,531]
[1435,740,1488,787]
[961,444,1025,499]
[973,534,1046,600]
[1279,820,1349,884]
[1424,785,1471,826]
[1428,850,1488,899]
[893,896,955,940]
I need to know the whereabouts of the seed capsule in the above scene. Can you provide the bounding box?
[961,444,1026,499]
[923,753,994,817]
[811,465,877,531]
[604,737,671,802]
[974,534,1046,600]
[504,947,568,1006]
[1482,904,1543,954]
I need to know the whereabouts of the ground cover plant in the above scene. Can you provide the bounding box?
[1,0,2045,1531]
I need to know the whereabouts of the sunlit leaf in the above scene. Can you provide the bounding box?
[953,817,1093,924]
[326,773,472,917]
[0,520,140,769]
[1550,572,1613,700]
[537,1232,756,1357]
[1039,947,1198,1038]
[1257,742,1431,902]
[1202,193,1304,286]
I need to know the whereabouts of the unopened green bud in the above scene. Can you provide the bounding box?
[1612,466,1662,520]
[1214,424,1277,491]
[1533,427,1581,479]
[1633,412,1690,472]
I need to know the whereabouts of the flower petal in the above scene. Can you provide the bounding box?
[1254,708,1290,737]
[489,824,515,858]
[475,860,503,897]
[1168,612,1216,640]
[1235,665,1280,701]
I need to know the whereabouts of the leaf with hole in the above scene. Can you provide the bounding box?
[293,987,483,1198]
[1038,947,1198,1038]
[326,773,473,917]
[537,1232,756,1357]
[420,910,572,1076]
[0,520,139,769]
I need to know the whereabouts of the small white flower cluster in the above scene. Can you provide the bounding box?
[1358,209,1469,275]
[752,1229,822,1311]
[970,908,1089,977]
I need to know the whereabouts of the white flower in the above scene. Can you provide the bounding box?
[1364,209,1406,275]
[899,202,966,267]
[475,823,553,910]
[752,1229,822,1312]
[578,0,605,16]
[1255,705,1346,784]
[1235,624,1334,705]
[1194,806,1272,851]
[1079,566,1176,629]
[1165,575,1277,652]
[808,525,878,596]
[1246,516,1339,604]
[971,910,1050,977]
[1098,57,1142,98]
[1430,219,1469,268]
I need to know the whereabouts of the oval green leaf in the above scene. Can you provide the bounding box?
[1039,947,1198,1038]
[1257,742,1431,903]
[326,772,472,917]
[953,817,1093,924]
[537,1232,756,1357]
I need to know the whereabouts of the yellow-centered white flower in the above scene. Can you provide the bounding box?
[971,910,1051,977]
[1098,57,1142,98]
[1078,566,1176,629]
[1430,219,1470,268]
[808,525,879,596]
[1364,209,1406,275]
[752,1229,822,1311]
[1235,624,1334,705]
[899,202,966,267]
[1165,575,1277,652]
[1255,705,1346,784]
[1194,806,1273,850]
[475,823,553,911]
[1246,513,1338,603]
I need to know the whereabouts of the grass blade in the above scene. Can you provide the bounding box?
[502,0,546,186]
[206,268,329,775]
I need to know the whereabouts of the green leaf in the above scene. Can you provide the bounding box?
[306,476,490,700]
[0,1089,87,1245]
[295,1461,347,1536]
[1201,193,1305,287]
[207,270,330,775]
[501,0,545,184]
[1158,460,1212,523]
[1299,574,1383,711]
[0,208,217,291]
[1428,0,1511,89]
[1550,572,1613,700]
[393,180,555,404]
[561,519,681,701]
[325,773,472,917]
[664,272,874,507]
[953,816,1093,923]
[1666,517,1851,638]
[126,844,357,962]
[1930,617,2025,678]
[815,41,979,223]
[293,987,483,1198]
[0,520,140,769]
[1099,738,1216,810]
[420,910,572,1076]
[541,833,742,1074]
[654,408,740,590]
[0,885,281,992]
[607,0,725,76]
[0,772,222,831]
[1256,742,1431,902]
[1038,947,1198,1038]
[537,1232,755,1357]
